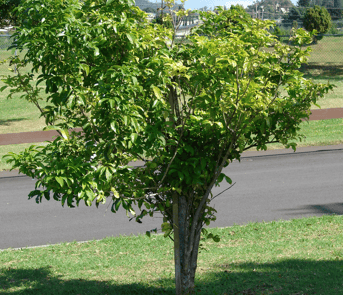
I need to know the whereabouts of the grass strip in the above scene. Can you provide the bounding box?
[266,118,343,150]
[1,215,343,294]
[0,143,47,171]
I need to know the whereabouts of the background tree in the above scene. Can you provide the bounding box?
[282,6,305,27]
[2,0,332,294]
[0,0,20,27]
[297,0,311,6]
[143,7,157,13]
[303,5,332,41]
[326,0,343,19]
[245,0,293,20]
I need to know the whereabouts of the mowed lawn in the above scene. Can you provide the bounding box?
[1,215,343,294]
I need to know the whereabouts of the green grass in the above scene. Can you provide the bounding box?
[1,215,343,294]
[264,118,343,150]
[299,36,343,109]
[0,142,48,171]
[0,49,48,134]
[0,90,47,134]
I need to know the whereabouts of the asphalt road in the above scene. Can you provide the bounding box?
[1,146,342,250]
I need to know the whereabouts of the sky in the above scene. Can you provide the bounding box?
[182,0,296,9]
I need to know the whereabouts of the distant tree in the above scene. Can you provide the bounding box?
[282,6,305,26]
[0,0,20,27]
[334,0,343,7]
[303,5,332,41]
[143,7,157,13]
[327,0,343,19]
[293,20,299,29]
[297,0,311,6]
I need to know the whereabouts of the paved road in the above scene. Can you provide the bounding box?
[1,146,342,250]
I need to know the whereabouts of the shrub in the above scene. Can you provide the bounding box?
[303,5,332,41]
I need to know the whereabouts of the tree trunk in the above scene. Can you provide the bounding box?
[173,194,202,295]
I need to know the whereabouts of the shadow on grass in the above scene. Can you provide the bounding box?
[0,118,27,126]
[300,63,343,81]
[1,258,343,294]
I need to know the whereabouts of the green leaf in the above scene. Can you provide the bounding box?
[224,175,232,184]
[106,0,115,6]
[213,235,221,242]
[126,33,135,44]
[94,47,100,56]
[131,118,140,133]
[152,86,162,99]
[111,187,120,199]
[110,121,116,132]
[0,85,8,92]
[115,199,121,211]
[80,64,90,76]
[60,129,70,140]
[105,168,112,180]
[86,190,95,202]
[131,76,138,85]
[130,133,138,143]
[56,177,64,187]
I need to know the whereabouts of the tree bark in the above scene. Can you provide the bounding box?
[173,194,202,295]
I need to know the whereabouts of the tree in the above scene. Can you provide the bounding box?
[303,5,332,41]
[143,7,157,13]
[1,0,332,294]
[282,6,305,27]
[0,0,20,27]
[297,0,311,7]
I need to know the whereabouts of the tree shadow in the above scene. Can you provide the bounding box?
[0,266,175,295]
[1,258,343,294]
[204,259,343,294]
[279,202,343,217]
[0,118,27,126]
[300,63,343,81]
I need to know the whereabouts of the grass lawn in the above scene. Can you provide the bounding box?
[1,215,343,294]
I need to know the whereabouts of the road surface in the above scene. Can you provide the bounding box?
[1,145,342,250]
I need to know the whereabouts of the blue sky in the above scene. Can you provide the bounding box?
[182,0,296,9]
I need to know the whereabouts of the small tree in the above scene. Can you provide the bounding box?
[303,5,332,42]
[2,0,332,294]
